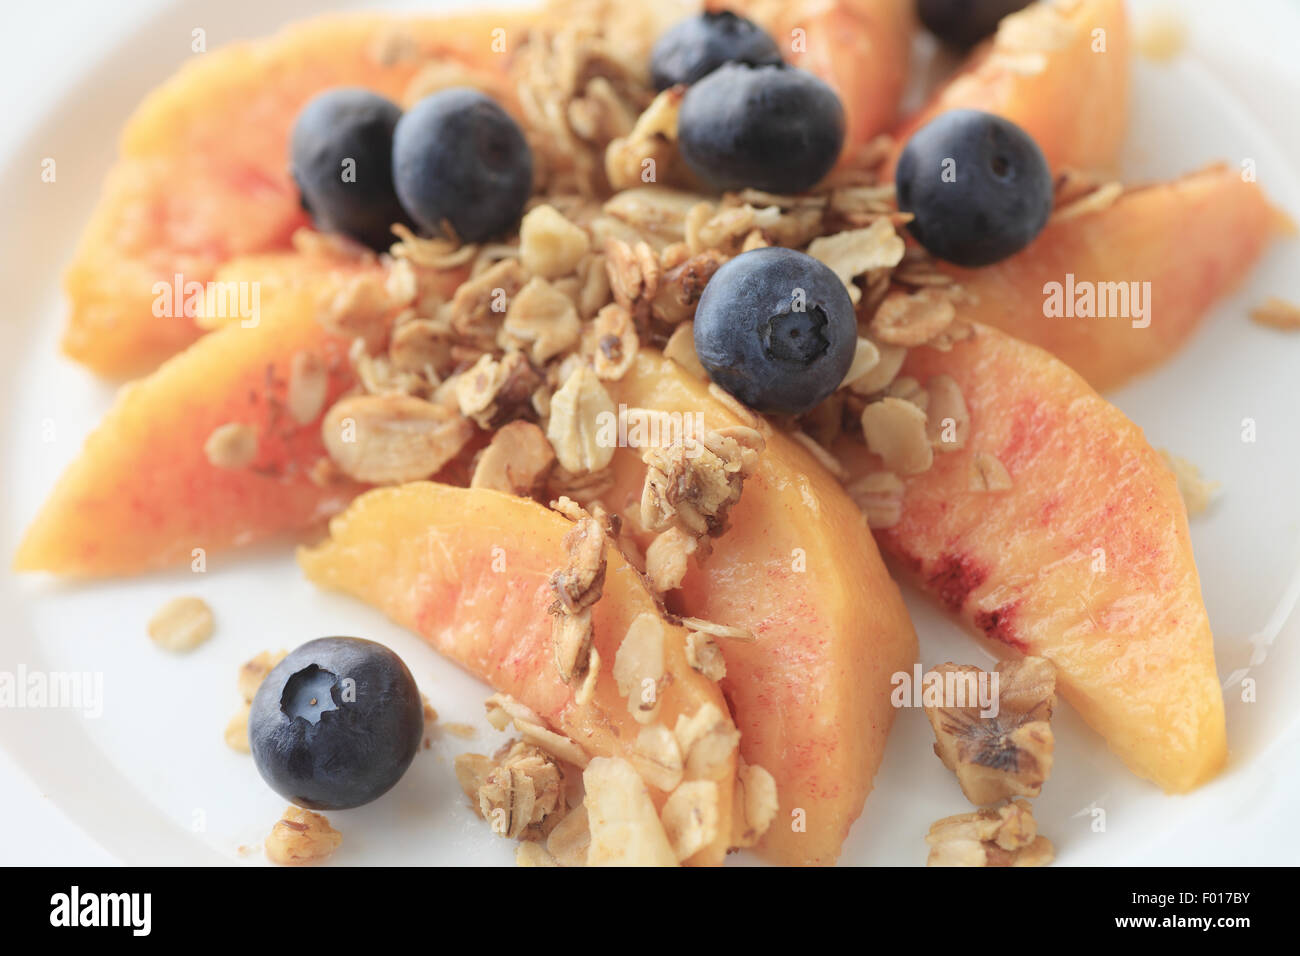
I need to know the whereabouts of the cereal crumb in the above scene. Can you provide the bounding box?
[1159,450,1220,516]
[925,657,1056,806]
[204,422,258,469]
[926,799,1054,867]
[147,596,214,652]
[1249,297,1300,330]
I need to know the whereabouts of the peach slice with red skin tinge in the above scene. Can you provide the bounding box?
[605,352,918,866]
[65,10,527,377]
[14,250,461,577]
[836,324,1227,792]
[886,0,1130,178]
[943,165,1291,391]
[297,481,737,866]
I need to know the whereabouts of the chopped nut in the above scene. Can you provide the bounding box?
[583,757,679,866]
[204,422,258,469]
[322,393,473,484]
[584,303,639,380]
[520,204,591,278]
[846,470,906,529]
[224,703,251,753]
[449,258,527,339]
[926,799,1054,867]
[316,272,394,352]
[861,397,934,475]
[604,88,689,191]
[1159,450,1220,516]
[806,220,906,303]
[287,350,329,425]
[870,289,956,347]
[731,761,778,848]
[644,525,698,593]
[652,251,725,325]
[239,649,287,703]
[147,596,214,652]
[685,630,726,682]
[663,321,708,378]
[471,420,556,496]
[925,374,970,451]
[660,780,719,861]
[502,277,582,364]
[1250,296,1300,330]
[925,657,1057,806]
[455,350,543,429]
[546,803,591,866]
[265,806,342,866]
[612,612,667,723]
[546,364,617,474]
[970,452,1013,491]
[674,703,741,780]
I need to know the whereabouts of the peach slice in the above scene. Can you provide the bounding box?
[744,0,915,161]
[16,252,412,577]
[836,324,1227,792]
[604,352,918,865]
[886,0,1130,177]
[941,165,1290,391]
[297,481,737,866]
[64,10,526,377]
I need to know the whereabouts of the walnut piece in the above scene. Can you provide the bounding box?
[925,657,1057,806]
[926,799,1054,867]
[520,203,591,279]
[265,806,342,866]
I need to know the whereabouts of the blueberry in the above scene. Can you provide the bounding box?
[290,88,411,251]
[249,637,424,810]
[392,88,533,243]
[895,109,1053,267]
[693,247,856,415]
[917,0,1033,48]
[650,10,783,90]
[678,63,845,194]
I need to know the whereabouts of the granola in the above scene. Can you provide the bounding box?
[925,799,1054,867]
[925,657,1057,806]
[147,596,214,652]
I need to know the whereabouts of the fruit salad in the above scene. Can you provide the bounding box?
[15,0,1295,867]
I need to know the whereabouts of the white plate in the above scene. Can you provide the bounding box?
[2,0,1299,866]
